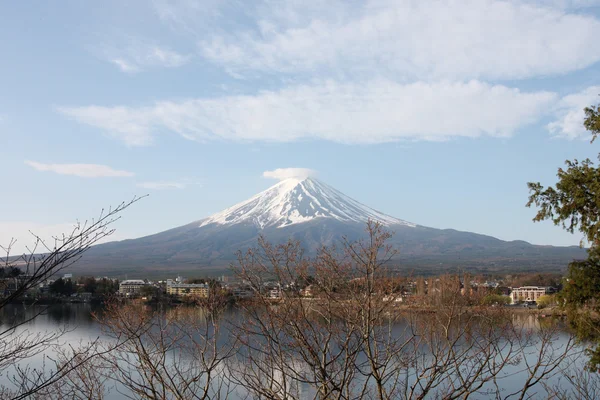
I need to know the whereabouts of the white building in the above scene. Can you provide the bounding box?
[269,287,282,299]
[166,280,209,298]
[510,286,555,304]
[232,287,253,299]
[119,280,147,296]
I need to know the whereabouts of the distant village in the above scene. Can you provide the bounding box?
[1,270,561,308]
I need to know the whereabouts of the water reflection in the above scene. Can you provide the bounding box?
[0,303,103,328]
[0,304,592,399]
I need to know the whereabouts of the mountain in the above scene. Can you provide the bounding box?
[77,177,587,277]
[199,177,414,229]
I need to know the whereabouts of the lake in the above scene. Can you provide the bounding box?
[0,303,595,399]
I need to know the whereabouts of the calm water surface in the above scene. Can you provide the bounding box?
[0,303,591,399]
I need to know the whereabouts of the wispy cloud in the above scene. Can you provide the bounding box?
[104,42,190,73]
[263,168,316,181]
[111,58,141,73]
[56,80,556,145]
[57,105,155,146]
[198,0,600,81]
[152,0,236,34]
[147,46,190,67]
[548,86,600,140]
[535,0,600,9]
[25,161,134,178]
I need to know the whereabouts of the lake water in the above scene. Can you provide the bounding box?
[0,303,594,399]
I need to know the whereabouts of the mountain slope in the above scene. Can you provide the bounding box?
[76,177,587,276]
[200,177,414,228]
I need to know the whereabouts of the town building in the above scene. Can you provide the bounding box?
[301,285,314,298]
[231,286,253,299]
[119,280,147,296]
[1,275,35,296]
[510,286,556,303]
[269,286,282,299]
[166,279,209,298]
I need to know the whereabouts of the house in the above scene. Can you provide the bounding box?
[166,279,209,298]
[231,286,253,299]
[301,285,314,298]
[383,293,404,303]
[119,280,147,296]
[269,286,282,299]
[510,286,556,304]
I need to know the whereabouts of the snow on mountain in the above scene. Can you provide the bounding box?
[200,177,415,229]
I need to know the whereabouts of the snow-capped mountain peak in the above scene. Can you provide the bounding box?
[200,177,415,229]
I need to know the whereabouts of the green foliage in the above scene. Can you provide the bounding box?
[527,157,600,246]
[528,96,600,370]
[49,278,75,296]
[95,278,119,296]
[139,285,157,297]
[559,250,600,367]
[0,267,21,279]
[508,273,562,289]
[536,294,556,308]
[527,99,600,246]
[559,250,600,306]
[585,103,600,141]
[81,277,97,294]
[481,294,511,306]
[72,276,118,296]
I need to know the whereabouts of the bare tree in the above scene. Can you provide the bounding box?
[0,197,142,399]
[501,319,581,400]
[544,364,600,400]
[231,221,588,400]
[230,237,363,399]
[83,294,235,400]
[30,341,109,400]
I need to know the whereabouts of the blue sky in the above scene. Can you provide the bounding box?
[2,0,600,253]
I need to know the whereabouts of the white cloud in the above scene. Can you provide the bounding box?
[111,58,141,73]
[263,168,316,181]
[198,0,600,81]
[534,0,600,9]
[25,161,135,178]
[152,0,227,34]
[57,80,556,145]
[548,86,600,140]
[148,46,190,67]
[58,105,155,146]
[104,42,190,73]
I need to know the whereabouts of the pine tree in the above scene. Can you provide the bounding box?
[527,96,600,369]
